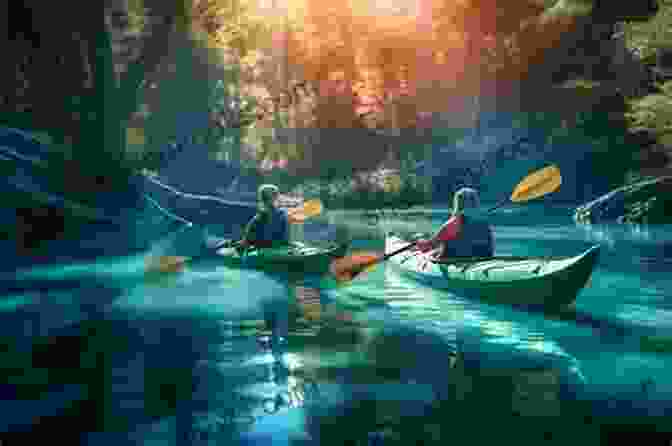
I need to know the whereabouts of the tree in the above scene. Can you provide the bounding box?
[1,0,273,202]
[1,1,194,201]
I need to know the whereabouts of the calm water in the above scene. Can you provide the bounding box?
[3,204,672,444]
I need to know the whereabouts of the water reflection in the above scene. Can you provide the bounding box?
[185,278,367,443]
[6,208,672,442]
[381,265,570,359]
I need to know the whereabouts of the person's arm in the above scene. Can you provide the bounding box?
[241,214,261,246]
[415,215,463,253]
[433,214,463,242]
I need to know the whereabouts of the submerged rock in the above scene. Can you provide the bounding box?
[449,341,586,417]
[573,176,672,224]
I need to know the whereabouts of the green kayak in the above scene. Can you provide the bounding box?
[386,235,600,309]
[210,240,349,275]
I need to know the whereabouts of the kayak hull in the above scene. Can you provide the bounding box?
[386,235,600,309]
[209,240,349,275]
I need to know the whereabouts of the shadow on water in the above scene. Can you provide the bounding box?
[541,307,631,338]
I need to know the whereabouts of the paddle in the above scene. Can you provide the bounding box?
[329,216,462,282]
[145,198,325,273]
[486,164,562,213]
[287,199,323,224]
[330,165,563,282]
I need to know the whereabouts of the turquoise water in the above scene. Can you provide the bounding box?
[3,205,672,444]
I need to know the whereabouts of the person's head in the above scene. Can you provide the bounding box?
[278,90,292,108]
[262,97,276,113]
[257,184,280,211]
[452,187,481,216]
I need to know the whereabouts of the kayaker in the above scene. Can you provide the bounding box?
[415,187,494,258]
[240,184,290,250]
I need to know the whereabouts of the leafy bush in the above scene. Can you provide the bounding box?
[621,0,672,64]
[626,80,672,136]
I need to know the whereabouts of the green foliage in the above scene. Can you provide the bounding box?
[193,0,271,59]
[621,0,672,63]
[626,80,672,135]
[125,0,149,34]
[141,34,221,155]
[543,0,594,18]
[290,163,431,210]
[506,106,636,188]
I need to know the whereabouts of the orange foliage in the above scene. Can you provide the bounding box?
[250,0,579,119]
[247,0,581,176]
[282,0,473,124]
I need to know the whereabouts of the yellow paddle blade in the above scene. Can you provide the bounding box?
[126,126,146,147]
[301,199,323,217]
[287,199,323,223]
[510,164,562,203]
[145,255,188,274]
[361,262,379,274]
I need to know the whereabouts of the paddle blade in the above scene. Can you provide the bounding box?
[330,252,382,282]
[287,199,323,223]
[302,199,323,216]
[145,255,188,275]
[510,164,562,203]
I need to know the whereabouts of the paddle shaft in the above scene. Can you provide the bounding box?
[349,240,422,276]
[348,214,462,275]
[486,198,510,214]
[379,200,502,264]
[382,241,418,261]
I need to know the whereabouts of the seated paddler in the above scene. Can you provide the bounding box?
[239,184,290,250]
[414,187,494,260]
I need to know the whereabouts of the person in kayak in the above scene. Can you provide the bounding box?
[240,184,290,249]
[414,187,494,259]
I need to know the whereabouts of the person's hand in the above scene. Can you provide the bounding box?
[415,239,435,253]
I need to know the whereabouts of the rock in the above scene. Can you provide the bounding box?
[574,176,672,224]
[652,47,672,80]
[0,127,189,269]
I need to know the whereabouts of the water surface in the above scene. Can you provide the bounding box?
[4,205,672,444]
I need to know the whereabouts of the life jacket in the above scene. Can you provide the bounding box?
[439,214,494,258]
[249,207,289,246]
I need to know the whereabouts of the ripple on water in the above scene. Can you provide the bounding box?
[616,304,672,331]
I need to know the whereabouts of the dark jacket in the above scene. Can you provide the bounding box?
[244,207,289,246]
[439,214,494,258]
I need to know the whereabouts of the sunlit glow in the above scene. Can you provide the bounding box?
[480,318,515,338]
[252,0,420,19]
[283,353,303,371]
[527,340,553,353]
